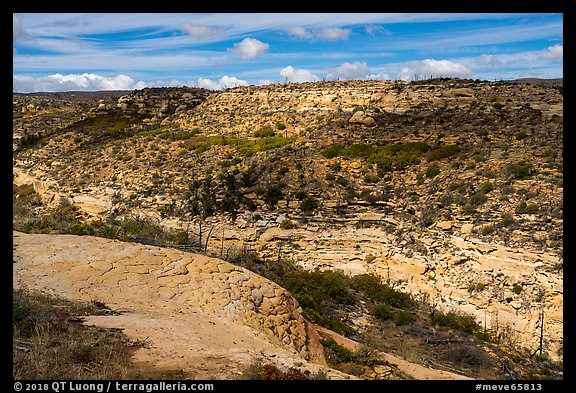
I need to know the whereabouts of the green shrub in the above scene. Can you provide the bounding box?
[300,196,319,214]
[425,165,440,178]
[275,122,286,130]
[514,201,527,214]
[353,346,380,366]
[480,224,496,236]
[393,310,416,326]
[467,283,487,295]
[219,157,242,167]
[239,136,292,155]
[426,144,460,161]
[351,274,415,310]
[254,125,275,138]
[384,142,430,155]
[322,142,429,172]
[376,160,393,176]
[381,142,430,170]
[69,223,95,236]
[322,144,344,158]
[323,318,351,337]
[263,185,283,207]
[294,190,308,200]
[515,200,539,214]
[371,304,393,321]
[500,212,516,227]
[468,191,488,206]
[507,161,532,180]
[416,173,425,185]
[438,194,454,207]
[279,219,295,229]
[461,204,476,215]
[18,133,42,149]
[247,361,314,380]
[20,217,57,233]
[442,345,492,367]
[319,337,354,363]
[479,181,494,194]
[365,254,376,263]
[363,173,380,183]
[282,269,356,316]
[430,310,481,335]
[159,129,198,141]
[449,181,469,193]
[341,143,374,158]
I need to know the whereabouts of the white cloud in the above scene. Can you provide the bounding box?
[328,61,371,80]
[367,72,391,81]
[179,22,225,38]
[365,25,391,35]
[257,79,275,86]
[541,44,562,60]
[196,76,247,90]
[398,59,474,81]
[219,75,248,89]
[13,73,250,92]
[287,26,313,39]
[280,66,318,83]
[287,26,351,41]
[130,76,247,90]
[196,78,220,90]
[228,38,269,59]
[318,27,351,41]
[475,54,501,66]
[325,61,391,81]
[13,73,142,93]
[471,44,563,74]
[13,15,26,42]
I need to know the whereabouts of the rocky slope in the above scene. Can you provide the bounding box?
[13,78,563,376]
[13,230,473,380]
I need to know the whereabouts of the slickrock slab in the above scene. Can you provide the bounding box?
[12,231,330,379]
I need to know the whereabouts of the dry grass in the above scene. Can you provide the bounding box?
[13,288,148,380]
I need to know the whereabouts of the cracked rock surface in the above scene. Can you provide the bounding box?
[12,230,329,379]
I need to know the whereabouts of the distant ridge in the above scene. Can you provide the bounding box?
[511,78,563,87]
[12,90,133,99]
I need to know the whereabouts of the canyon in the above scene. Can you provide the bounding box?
[13,78,563,379]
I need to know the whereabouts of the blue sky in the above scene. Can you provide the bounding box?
[13,13,563,92]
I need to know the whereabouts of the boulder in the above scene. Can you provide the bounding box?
[350,161,362,170]
[348,111,376,127]
[461,223,474,234]
[436,221,453,230]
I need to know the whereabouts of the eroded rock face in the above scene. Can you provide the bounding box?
[12,231,320,362]
[236,218,563,361]
[116,87,210,118]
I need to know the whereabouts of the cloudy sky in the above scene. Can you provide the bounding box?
[13,13,563,92]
